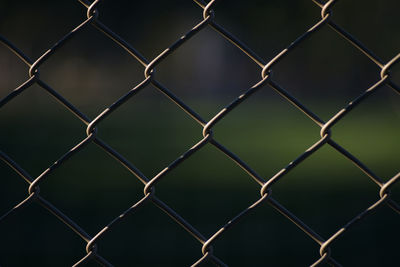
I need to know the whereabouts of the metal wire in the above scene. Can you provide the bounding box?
[1,0,399,266]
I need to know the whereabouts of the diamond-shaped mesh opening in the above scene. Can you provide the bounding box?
[332,87,400,181]
[97,86,202,177]
[154,143,260,236]
[272,25,381,120]
[156,27,261,119]
[1,1,399,266]
[0,84,85,175]
[38,142,144,231]
[212,85,320,179]
[39,25,144,117]
[269,144,380,238]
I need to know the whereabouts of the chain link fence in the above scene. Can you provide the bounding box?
[1,0,399,266]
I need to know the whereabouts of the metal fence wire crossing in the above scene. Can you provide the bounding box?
[1,0,399,266]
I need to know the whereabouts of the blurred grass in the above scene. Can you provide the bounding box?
[1,88,399,266]
[1,0,400,266]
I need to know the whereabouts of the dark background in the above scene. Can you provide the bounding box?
[1,0,399,266]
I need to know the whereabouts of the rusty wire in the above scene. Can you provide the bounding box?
[1,0,399,266]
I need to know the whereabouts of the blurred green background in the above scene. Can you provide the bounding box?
[1,0,399,266]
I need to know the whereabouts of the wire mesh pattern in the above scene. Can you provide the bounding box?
[1,0,399,266]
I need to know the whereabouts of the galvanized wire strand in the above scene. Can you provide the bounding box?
[319,76,389,138]
[1,0,399,266]
[0,192,36,222]
[202,77,270,137]
[137,6,343,260]
[27,133,95,195]
[76,2,209,128]
[85,76,152,135]
[36,195,93,243]
[382,173,400,214]
[92,253,114,267]
[70,2,230,263]
[257,3,399,265]
[1,3,146,265]
[266,197,325,246]
[151,196,208,245]
[252,0,398,209]
[171,0,397,265]
[200,193,270,256]
[261,11,332,79]
[0,32,185,264]
[150,79,207,126]
[380,172,400,199]
[144,14,214,79]
[310,1,400,97]
[387,80,400,95]
[267,79,325,126]
[0,150,33,183]
[199,17,344,254]
[28,16,95,78]
[260,134,331,196]
[209,139,265,186]
[192,0,266,68]
[0,156,93,244]
[143,134,211,195]
[0,154,95,253]
[314,195,389,266]
[72,250,96,267]
[0,35,92,124]
[0,76,36,108]
[327,140,384,187]
[0,35,33,66]
[138,3,344,264]
[84,192,154,254]
[326,21,384,68]
[92,138,149,184]
[36,79,92,124]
